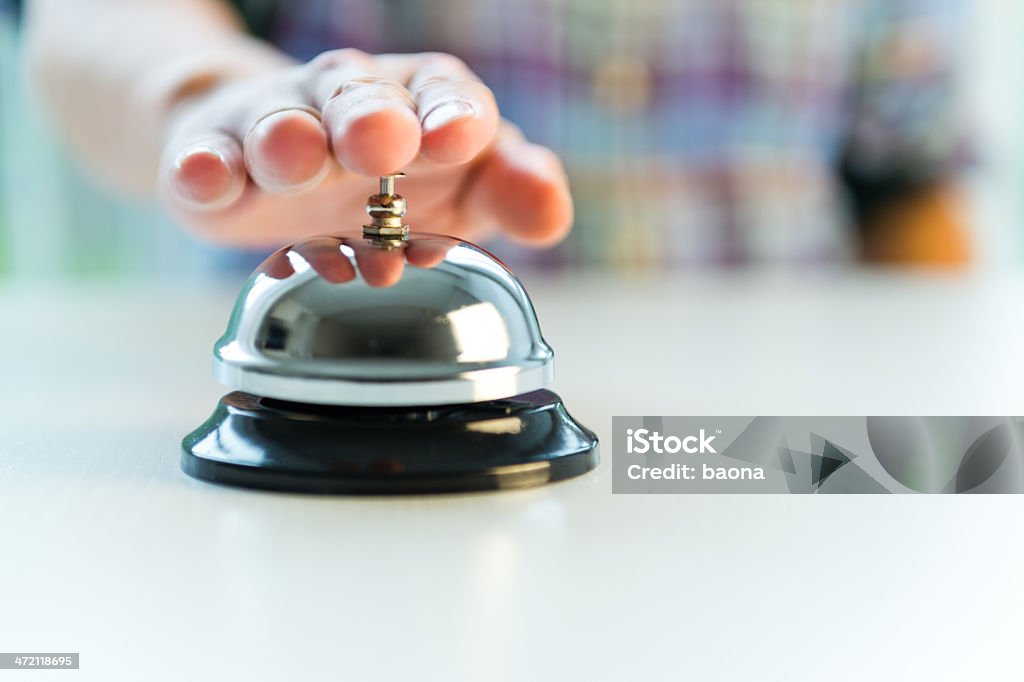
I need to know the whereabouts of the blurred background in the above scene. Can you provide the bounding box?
[0,0,1022,282]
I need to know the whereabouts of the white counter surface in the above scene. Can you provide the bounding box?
[2,270,1022,681]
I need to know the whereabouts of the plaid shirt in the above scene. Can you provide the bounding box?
[256,0,966,268]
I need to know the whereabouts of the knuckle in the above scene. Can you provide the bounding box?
[420,52,469,73]
[308,48,369,71]
[416,77,494,108]
[327,77,415,111]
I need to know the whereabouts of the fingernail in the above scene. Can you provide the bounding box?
[421,101,478,133]
[171,146,240,209]
[174,145,226,171]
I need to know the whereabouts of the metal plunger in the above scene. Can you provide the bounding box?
[363,173,409,241]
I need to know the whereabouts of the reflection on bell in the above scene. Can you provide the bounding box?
[181,175,599,494]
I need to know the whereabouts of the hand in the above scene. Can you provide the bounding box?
[160,49,572,249]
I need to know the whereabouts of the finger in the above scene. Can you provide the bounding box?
[162,131,246,211]
[408,54,499,165]
[260,246,297,280]
[224,69,332,194]
[241,106,331,194]
[347,240,406,288]
[463,124,573,246]
[405,237,453,269]
[163,71,331,208]
[311,50,421,176]
[292,237,357,284]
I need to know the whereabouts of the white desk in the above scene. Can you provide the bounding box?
[2,271,1022,681]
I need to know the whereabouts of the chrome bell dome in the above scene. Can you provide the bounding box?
[212,176,554,407]
[183,174,598,495]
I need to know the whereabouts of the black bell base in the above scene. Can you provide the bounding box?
[181,390,599,494]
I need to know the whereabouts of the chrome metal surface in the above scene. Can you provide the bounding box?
[213,231,554,406]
